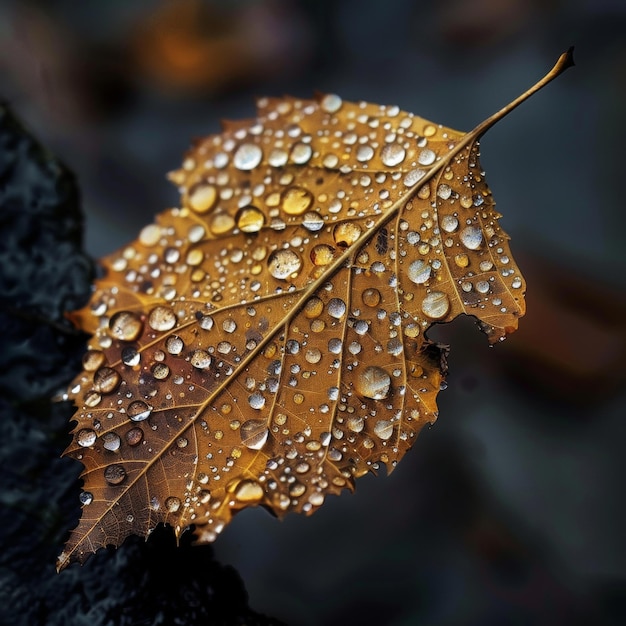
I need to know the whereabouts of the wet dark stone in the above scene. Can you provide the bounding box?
[0,103,283,626]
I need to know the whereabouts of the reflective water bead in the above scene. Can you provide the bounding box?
[233,143,263,170]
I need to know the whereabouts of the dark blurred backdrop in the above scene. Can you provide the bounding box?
[1,1,625,624]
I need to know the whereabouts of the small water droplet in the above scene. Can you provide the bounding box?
[191,349,211,369]
[282,187,313,216]
[128,400,152,422]
[236,205,265,233]
[327,298,346,319]
[149,306,177,332]
[476,280,490,294]
[93,367,121,394]
[82,350,105,372]
[418,148,436,166]
[441,214,459,233]
[268,249,302,280]
[333,222,362,246]
[79,491,93,506]
[209,211,235,235]
[165,496,181,513]
[421,291,450,319]
[240,419,269,449]
[139,224,161,246]
[104,464,126,485]
[122,346,141,367]
[248,392,266,410]
[374,419,394,440]
[109,311,143,341]
[356,145,374,162]
[233,143,263,170]
[321,93,342,113]
[407,259,432,284]
[310,244,335,266]
[233,479,264,503]
[166,335,184,355]
[126,427,143,446]
[459,225,483,250]
[437,184,452,199]
[302,211,324,232]
[290,143,312,164]
[362,288,381,307]
[380,143,406,167]
[356,366,391,400]
[404,169,426,186]
[102,432,121,452]
[77,429,97,447]
[188,184,217,213]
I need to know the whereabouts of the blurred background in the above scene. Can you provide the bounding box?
[1,0,625,624]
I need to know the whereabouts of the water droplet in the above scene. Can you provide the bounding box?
[423,124,437,137]
[404,169,426,186]
[77,429,97,447]
[268,249,302,280]
[240,419,269,450]
[188,184,217,213]
[104,464,126,485]
[512,277,522,289]
[191,349,211,369]
[476,280,490,294]
[459,225,483,250]
[289,482,306,497]
[302,211,324,232]
[304,297,324,318]
[362,288,381,307]
[356,366,391,400]
[356,145,374,162]
[305,348,322,364]
[79,492,93,506]
[109,311,143,341]
[93,367,121,394]
[421,291,450,319]
[291,143,312,164]
[102,432,121,452]
[122,346,140,367]
[82,350,105,372]
[209,211,235,235]
[454,253,469,268]
[166,335,184,355]
[407,259,432,284]
[84,390,102,408]
[333,222,362,246]
[374,419,394,440]
[126,427,143,446]
[152,362,170,380]
[310,244,335,266]
[268,149,288,167]
[321,93,342,113]
[441,215,459,233]
[437,184,452,199]
[233,479,264,503]
[282,187,313,216]
[248,392,266,410]
[128,400,152,422]
[233,143,263,170]
[348,416,364,432]
[418,148,436,166]
[176,437,188,448]
[165,496,181,513]
[236,205,265,233]
[327,298,346,319]
[148,306,177,332]
[380,143,406,167]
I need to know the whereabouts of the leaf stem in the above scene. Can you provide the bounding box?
[472,47,575,140]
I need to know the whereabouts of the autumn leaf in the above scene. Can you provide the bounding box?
[57,49,574,570]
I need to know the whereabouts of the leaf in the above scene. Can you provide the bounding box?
[58,50,574,570]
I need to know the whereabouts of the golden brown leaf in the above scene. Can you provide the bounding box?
[57,50,574,570]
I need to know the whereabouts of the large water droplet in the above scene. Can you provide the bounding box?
[333,222,362,246]
[404,169,426,186]
[362,288,381,307]
[233,479,264,503]
[268,249,302,280]
[407,259,432,284]
[165,496,181,513]
[374,419,394,440]
[282,187,313,216]
[327,298,346,319]
[290,143,312,164]
[128,400,152,422]
[441,215,459,233]
[236,205,265,233]
[321,93,342,113]
[240,419,269,449]
[126,427,143,446]
[93,367,121,394]
[356,366,391,400]
[104,464,126,485]
[191,349,211,369]
[188,184,217,213]
[102,432,121,452]
[122,346,141,367]
[302,211,324,232]
[109,311,143,341]
[149,306,177,332]
[310,244,335,266]
[418,148,436,166]
[233,143,263,170]
[82,350,105,372]
[356,145,374,162]
[248,392,266,410]
[459,225,483,250]
[77,429,97,447]
[380,143,406,167]
[166,335,184,355]
[421,291,450,319]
